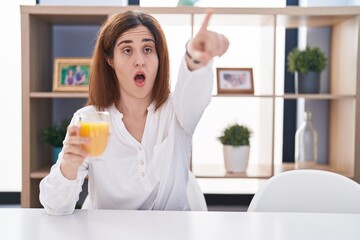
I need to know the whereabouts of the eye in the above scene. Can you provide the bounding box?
[144,47,152,53]
[123,47,132,55]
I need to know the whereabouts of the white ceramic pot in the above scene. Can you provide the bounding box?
[223,145,250,173]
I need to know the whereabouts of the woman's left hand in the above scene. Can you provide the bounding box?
[185,9,229,70]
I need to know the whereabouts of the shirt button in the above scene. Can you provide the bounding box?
[138,146,142,151]
[141,172,145,177]
[140,160,144,165]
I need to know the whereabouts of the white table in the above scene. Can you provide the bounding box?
[1,209,359,240]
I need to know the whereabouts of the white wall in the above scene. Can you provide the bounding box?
[0,1,34,192]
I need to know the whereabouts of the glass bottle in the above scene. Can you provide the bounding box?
[295,111,318,169]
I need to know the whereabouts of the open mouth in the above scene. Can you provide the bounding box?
[134,73,146,87]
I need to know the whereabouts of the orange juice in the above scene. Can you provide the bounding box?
[79,121,110,157]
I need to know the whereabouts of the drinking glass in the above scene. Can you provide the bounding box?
[76,111,110,158]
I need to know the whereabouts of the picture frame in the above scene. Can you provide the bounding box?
[216,68,254,94]
[53,58,92,92]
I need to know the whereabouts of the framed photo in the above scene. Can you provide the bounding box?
[53,58,91,92]
[216,68,254,94]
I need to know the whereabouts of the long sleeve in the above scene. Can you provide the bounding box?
[39,157,88,215]
[173,57,214,136]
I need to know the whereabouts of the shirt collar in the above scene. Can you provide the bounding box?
[108,102,155,117]
[147,102,156,112]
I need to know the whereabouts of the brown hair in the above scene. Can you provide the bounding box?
[87,11,170,111]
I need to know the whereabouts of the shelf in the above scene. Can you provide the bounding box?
[213,94,356,99]
[274,163,354,178]
[277,14,354,28]
[21,5,360,207]
[30,166,52,179]
[277,94,356,99]
[31,163,354,180]
[194,162,354,179]
[21,5,360,27]
[30,92,88,98]
[214,94,273,98]
[31,165,90,180]
[192,164,272,179]
[21,6,360,17]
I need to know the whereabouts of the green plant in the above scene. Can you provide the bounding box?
[43,119,70,147]
[218,123,252,146]
[287,46,327,74]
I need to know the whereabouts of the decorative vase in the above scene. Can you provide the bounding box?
[295,111,318,169]
[295,71,320,94]
[223,145,250,173]
[53,147,62,164]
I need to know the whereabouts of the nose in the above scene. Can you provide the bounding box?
[134,51,145,67]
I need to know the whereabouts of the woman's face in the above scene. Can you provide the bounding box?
[108,25,159,103]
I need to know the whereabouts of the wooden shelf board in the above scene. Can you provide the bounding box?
[30,92,88,98]
[192,164,272,179]
[193,163,354,179]
[21,5,360,27]
[30,166,52,179]
[275,163,354,178]
[213,94,356,99]
[21,5,360,16]
[214,94,273,98]
[277,15,354,28]
[277,94,356,99]
[30,166,90,179]
[33,164,272,179]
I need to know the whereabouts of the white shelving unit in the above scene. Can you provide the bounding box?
[21,5,360,207]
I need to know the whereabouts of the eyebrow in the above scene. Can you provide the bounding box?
[117,38,155,47]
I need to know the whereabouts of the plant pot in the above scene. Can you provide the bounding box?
[295,71,320,94]
[223,145,250,173]
[53,147,62,164]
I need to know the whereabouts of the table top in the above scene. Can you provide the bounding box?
[1,208,359,240]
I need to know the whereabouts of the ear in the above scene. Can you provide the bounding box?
[106,56,114,69]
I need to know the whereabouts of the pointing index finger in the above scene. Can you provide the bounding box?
[200,9,213,31]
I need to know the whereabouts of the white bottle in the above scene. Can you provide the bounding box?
[295,111,318,169]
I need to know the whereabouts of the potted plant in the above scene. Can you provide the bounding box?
[218,123,252,173]
[43,119,70,163]
[287,46,327,94]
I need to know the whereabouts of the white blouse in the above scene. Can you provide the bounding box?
[39,58,214,215]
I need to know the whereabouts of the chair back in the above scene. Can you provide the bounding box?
[247,169,360,213]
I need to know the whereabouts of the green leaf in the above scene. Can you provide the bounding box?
[42,119,70,147]
[287,46,327,74]
[217,123,252,146]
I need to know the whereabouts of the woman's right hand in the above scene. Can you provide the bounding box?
[185,9,229,71]
[60,125,89,180]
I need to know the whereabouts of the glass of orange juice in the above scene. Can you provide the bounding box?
[76,111,110,158]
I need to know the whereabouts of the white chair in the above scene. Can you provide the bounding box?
[247,169,360,213]
[82,171,207,211]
